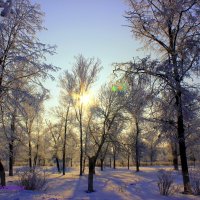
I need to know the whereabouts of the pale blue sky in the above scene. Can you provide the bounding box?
[31,0,146,108]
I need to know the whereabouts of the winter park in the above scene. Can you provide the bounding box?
[0,0,200,199]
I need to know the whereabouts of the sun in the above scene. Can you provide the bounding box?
[79,94,91,105]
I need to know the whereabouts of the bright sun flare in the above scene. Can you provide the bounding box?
[79,94,91,104]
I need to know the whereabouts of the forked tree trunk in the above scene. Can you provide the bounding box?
[88,156,96,193]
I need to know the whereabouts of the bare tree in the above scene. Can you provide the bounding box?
[46,121,62,173]
[0,0,58,102]
[60,55,102,176]
[85,85,124,192]
[123,75,150,172]
[115,0,200,193]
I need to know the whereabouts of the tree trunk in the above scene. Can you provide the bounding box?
[110,158,112,168]
[9,113,15,176]
[63,108,69,175]
[0,161,5,186]
[135,119,140,172]
[87,156,95,193]
[82,156,86,174]
[33,133,40,168]
[100,158,103,171]
[176,92,191,193]
[79,113,83,176]
[28,138,32,169]
[171,142,178,170]
[128,152,130,170]
[55,157,60,173]
[113,150,116,169]
[193,157,196,168]
[150,143,154,166]
[9,140,14,176]
[0,171,5,187]
[33,142,39,169]
[71,158,73,167]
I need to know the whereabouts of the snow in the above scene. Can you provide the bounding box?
[0,166,199,200]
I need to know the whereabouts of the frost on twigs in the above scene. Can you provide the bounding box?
[189,168,200,195]
[157,169,174,196]
[16,167,48,191]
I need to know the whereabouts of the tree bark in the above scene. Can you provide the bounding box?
[87,156,95,193]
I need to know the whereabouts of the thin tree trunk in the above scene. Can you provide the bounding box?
[71,158,73,167]
[28,137,32,169]
[113,150,116,169]
[79,108,83,176]
[55,157,60,173]
[110,158,111,168]
[9,140,14,176]
[82,156,86,174]
[63,108,69,175]
[150,143,154,166]
[9,113,16,176]
[128,152,130,170]
[33,142,39,169]
[135,118,140,172]
[100,158,103,171]
[33,122,40,169]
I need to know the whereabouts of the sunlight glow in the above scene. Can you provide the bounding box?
[79,94,91,105]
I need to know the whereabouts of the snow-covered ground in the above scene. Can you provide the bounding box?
[0,166,199,200]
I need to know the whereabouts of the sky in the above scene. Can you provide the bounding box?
[31,0,146,109]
